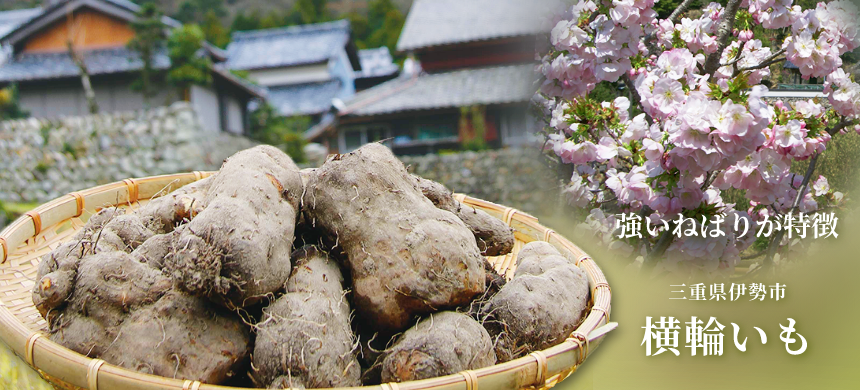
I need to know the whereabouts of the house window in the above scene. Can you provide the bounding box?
[416,123,457,140]
[340,125,392,152]
[344,130,363,152]
[500,107,537,146]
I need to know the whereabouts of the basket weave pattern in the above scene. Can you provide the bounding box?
[0,173,615,390]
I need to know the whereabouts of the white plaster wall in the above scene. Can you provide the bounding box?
[17,79,177,118]
[190,84,221,133]
[224,95,244,135]
[246,63,330,87]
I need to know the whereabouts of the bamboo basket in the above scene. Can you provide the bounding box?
[0,172,616,390]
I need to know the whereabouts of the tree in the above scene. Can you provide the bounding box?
[538,0,860,276]
[460,105,489,152]
[0,84,29,120]
[366,6,405,52]
[64,10,98,114]
[202,9,230,48]
[173,0,227,24]
[167,24,211,99]
[346,0,405,54]
[289,0,329,25]
[260,12,287,29]
[345,11,370,48]
[128,3,167,108]
[231,10,262,32]
[367,0,397,31]
[249,103,309,163]
[174,0,199,23]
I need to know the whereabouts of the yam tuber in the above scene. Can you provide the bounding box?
[252,246,360,389]
[302,143,486,332]
[479,241,589,362]
[163,145,302,308]
[34,210,250,384]
[413,175,515,256]
[138,176,212,234]
[380,311,496,383]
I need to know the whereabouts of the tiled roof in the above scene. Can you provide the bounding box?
[212,64,268,98]
[0,7,41,38]
[396,0,549,51]
[356,47,399,79]
[0,0,181,43]
[0,47,170,83]
[267,79,343,116]
[226,20,353,71]
[341,64,535,117]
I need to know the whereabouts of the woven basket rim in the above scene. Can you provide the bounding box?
[0,172,616,390]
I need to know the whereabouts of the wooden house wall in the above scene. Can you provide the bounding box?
[416,37,535,73]
[23,8,135,53]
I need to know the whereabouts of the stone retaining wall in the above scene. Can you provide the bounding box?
[0,102,255,204]
[0,104,560,227]
[401,148,561,216]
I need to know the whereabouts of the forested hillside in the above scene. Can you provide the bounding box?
[0,0,412,51]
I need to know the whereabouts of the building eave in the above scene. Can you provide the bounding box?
[1,0,180,48]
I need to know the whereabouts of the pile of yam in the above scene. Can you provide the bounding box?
[31,143,590,388]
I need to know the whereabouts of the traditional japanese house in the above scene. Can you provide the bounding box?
[0,0,263,134]
[225,20,364,126]
[307,0,546,155]
[354,46,399,91]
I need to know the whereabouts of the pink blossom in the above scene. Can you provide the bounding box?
[555,140,599,164]
[709,100,754,137]
[649,77,685,117]
[812,175,830,196]
[657,48,695,80]
[773,120,807,149]
[538,0,854,275]
[642,138,665,161]
[757,148,791,184]
[674,186,704,209]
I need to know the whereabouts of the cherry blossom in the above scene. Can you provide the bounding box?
[537,0,859,276]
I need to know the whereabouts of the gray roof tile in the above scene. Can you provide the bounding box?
[397,0,550,51]
[0,47,170,83]
[356,47,399,79]
[342,64,535,117]
[0,7,41,38]
[226,20,351,71]
[0,0,181,43]
[267,79,342,116]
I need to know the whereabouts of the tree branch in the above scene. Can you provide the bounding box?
[66,9,98,114]
[736,56,787,76]
[622,74,654,126]
[827,117,853,136]
[740,249,767,260]
[749,118,853,276]
[667,0,697,24]
[703,0,744,76]
[644,228,675,268]
[762,153,819,268]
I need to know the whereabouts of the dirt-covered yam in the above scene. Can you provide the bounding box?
[138,176,212,234]
[480,241,589,362]
[513,241,572,277]
[252,246,360,389]
[46,251,250,384]
[164,145,302,308]
[33,209,154,317]
[413,176,515,256]
[302,143,486,332]
[131,232,175,269]
[381,311,496,383]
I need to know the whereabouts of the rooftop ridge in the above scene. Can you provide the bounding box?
[231,19,350,41]
[0,7,42,21]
